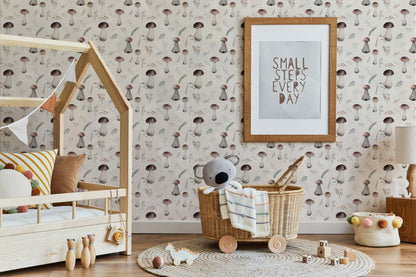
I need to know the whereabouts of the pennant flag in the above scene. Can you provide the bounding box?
[66,61,77,83]
[8,117,29,145]
[40,93,56,116]
[0,59,77,146]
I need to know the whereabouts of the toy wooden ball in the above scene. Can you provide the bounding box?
[152,256,164,269]
[23,170,33,179]
[363,217,372,227]
[4,163,15,170]
[15,165,25,173]
[351,216,360,226]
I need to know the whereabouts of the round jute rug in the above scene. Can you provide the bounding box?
[137,238,375,277]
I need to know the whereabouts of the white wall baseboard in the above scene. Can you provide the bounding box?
[133,221,354,234]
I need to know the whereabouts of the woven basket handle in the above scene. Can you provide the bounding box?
[274,156,305,192]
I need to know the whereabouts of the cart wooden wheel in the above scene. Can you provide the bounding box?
[173,259,181,266]
[186,258,194,265]
[219,235,238,254]
[268,235,286,254]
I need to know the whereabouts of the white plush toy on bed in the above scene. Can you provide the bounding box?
[193,154,242,194]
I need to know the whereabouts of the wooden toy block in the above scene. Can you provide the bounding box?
[302,255,312,263]
[319,240,328,247]
[344,249,356,262]
[329,257,339,266]
[317,246,331,258]
[339,257,349,264]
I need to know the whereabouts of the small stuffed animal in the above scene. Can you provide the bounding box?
[194,154,242,194]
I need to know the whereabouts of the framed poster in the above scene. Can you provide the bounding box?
[244,17,337,142]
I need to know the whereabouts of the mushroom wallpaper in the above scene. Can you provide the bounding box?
[0,0,415,228]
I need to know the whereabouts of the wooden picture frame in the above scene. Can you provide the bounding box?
[244,17,337,142]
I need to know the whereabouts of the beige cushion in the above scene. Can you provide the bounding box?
[0,149,58,209]
[51,154,85,206]
[0,169,31,210]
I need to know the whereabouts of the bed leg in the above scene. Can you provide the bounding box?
[122,237,132,256]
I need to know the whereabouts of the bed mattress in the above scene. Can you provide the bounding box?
[2,206,104,227]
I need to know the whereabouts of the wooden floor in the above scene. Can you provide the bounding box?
[4,234,416,276]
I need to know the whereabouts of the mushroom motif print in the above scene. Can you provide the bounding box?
[383,69,394,89]
[193,22,203,41]
[3,70,14,89]
[98,22,109,41]
[50,22,61,40]
[337,22,347,41]
[145,22,156,41]
[362,37,370,53]
[383,22,394,41]
[336,69,346,89]
[362,180,370,196]
[98,164,109,184]
[335,164,346,184]
[50,69,61,88]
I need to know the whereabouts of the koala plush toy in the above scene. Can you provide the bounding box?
[194,154,242,194]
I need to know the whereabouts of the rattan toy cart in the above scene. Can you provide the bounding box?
[198,156,304,254]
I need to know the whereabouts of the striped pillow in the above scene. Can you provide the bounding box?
[0,150,58,209]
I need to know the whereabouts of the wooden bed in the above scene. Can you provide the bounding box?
[0,34,132,272]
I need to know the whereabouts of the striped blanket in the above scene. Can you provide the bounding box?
[219,188,270,237]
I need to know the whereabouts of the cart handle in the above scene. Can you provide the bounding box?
[274,156,305,192]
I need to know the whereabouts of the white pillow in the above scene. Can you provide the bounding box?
[0,169,31,209]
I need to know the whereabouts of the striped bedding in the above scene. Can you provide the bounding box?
[219,188,270,237]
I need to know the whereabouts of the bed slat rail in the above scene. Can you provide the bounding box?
[0,188,126,208]
[78,182,120,191]
[0,213,126,237]
[0,34,90,53]
[0,97,52,108]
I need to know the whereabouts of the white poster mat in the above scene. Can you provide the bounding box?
[251,24,330,135]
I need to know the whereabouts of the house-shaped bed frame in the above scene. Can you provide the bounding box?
[0,34,132,272]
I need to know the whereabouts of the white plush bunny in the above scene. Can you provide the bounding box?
[193,154,242,194]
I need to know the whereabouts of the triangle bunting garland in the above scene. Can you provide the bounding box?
[0,60,77,146]
[40,93,56,116]
[66,62,77,83]
[7,117,29,145]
